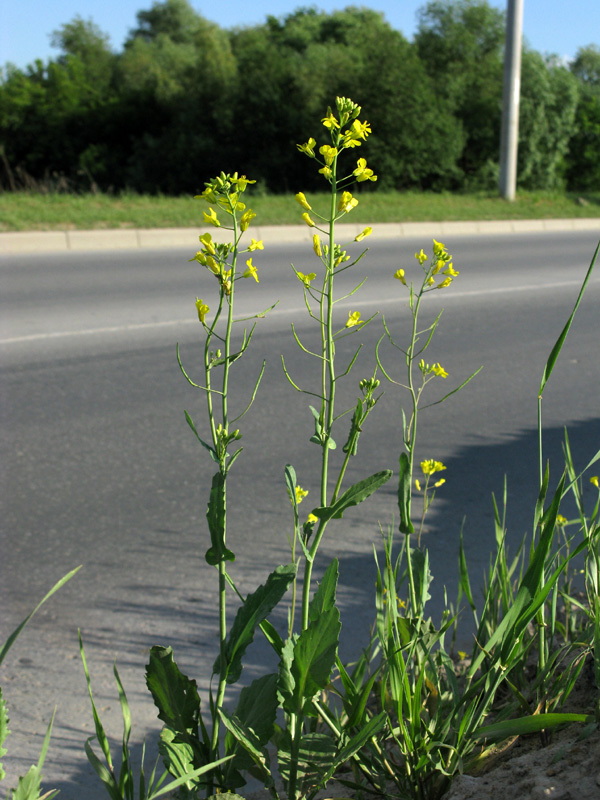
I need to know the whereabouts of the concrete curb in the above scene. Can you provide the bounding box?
[1,218,599,255]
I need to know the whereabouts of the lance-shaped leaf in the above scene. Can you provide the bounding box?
[214,564,297,684]
[277,732,337,789]
[469,474,566,675]
[318,711,387,787]
[285,607,341,714]
[398,453,414,534]
[146,646,201,734]
[0,688,7,781]
[218,708,275,789]
[539,240,599,397]
[311,470,392,524]
[308,559,338,624]
[205,471,234,565]
[184,411,218,463]
[225,674,278,779]
[0,566,81,667]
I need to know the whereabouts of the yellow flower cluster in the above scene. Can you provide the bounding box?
[296,96,377,189]
[395,240,458,292]
[419,360,449,378]
[191,172,262,299]
[421,459,446,476]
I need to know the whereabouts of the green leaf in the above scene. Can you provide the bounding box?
[277,732,337,789]
[469,474,566,675]
[157,727,196,791]
[148,752,234,800]
[0,686,9,781]
[0,567,81,667]
[84,737,121,800]
[145,646,200,735]
[474,712,593,742]
[397,454,414,534]
[11,711,58,800]
[308,559,338,624]
[214,564,297,684]
[80,631,114,772]
[318,712,387,787]
[218,708,274,788]
[184,411,218,463]
[539,240,599,397]
[205,471,235,565]
[231,674,278,746]
[312,470,393,524]
[286,608,341,714]
[225,674,278,779]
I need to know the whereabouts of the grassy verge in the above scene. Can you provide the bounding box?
[0,189,599,232]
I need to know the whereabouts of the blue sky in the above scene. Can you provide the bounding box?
[1,0,598,71]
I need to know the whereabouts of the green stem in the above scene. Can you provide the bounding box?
[301,159,338,633]
[210,209,239,762]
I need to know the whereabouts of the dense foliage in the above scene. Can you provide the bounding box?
[0,0,596,194]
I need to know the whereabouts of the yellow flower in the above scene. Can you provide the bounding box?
[415,249,428,265]
[199,232,216,254]
[243,258,259,282]
[426,276,435,285]
[206,255,220,274]
[295,486,309,503]
[342,119,372,147]
[394,269,407,285]
[307,513,318,524]
[431,363,448,378]
[321,112,340,129]
[319,145,338,165]
[458,650,467,660]
[338,191,358,213]
[248,238,264,251]
[352,119,371,139]
[436,277,453,289]
[318,165,333,180]
[432,259,445,276]
[355,227,373,242]
[297,137,316,157]
[415,479,422,492]
[240,209,256,231]
[434,478,446,488]
[345,310,363,328]
[302,212,316,228]
[353,157,377,182]
[295,192,312,211]
[230,174,256,190]
[433,239,446,256]
[313,235,322,257]
[421,459,446,476]
[195,298,209,323]
[556,514,568,527]
[203,207,221,227]
[591,476,599,488]
[444,263,459,277]
[297,271,317,286]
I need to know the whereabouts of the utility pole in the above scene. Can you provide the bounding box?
[499,0,524,200]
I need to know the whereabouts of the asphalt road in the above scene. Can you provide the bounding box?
[1,230,599,798]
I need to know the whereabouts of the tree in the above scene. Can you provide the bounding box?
[566,45,600,191]
[516,52,579,190]
[415,0,505,185]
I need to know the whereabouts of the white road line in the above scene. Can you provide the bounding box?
[1,278,597,346]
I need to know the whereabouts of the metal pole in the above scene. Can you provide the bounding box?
[499,0,524,200]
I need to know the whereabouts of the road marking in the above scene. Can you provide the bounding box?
[1,278,597,345]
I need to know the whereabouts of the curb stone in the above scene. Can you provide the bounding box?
[1,218,599,255]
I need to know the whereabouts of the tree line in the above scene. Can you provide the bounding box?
[0,0,598,195]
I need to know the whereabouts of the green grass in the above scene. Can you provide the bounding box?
[0,189,599,232]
